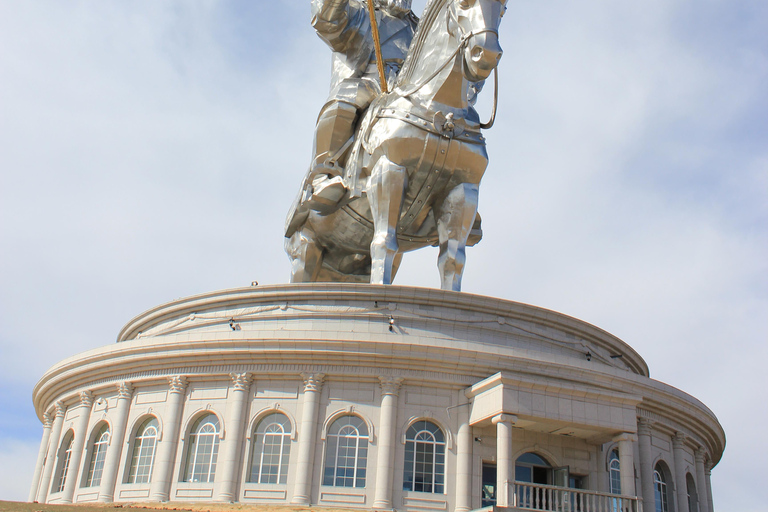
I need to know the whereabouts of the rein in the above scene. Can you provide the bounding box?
[393,5,499,130]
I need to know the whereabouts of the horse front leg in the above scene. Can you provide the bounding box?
[436,183,479,291]
[367,156,407,285]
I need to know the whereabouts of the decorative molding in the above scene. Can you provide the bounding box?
[301,372,326,393]
[379,376,404,396]
[79,390,94,408]
[492,414,518,425]
[613,432,637,443]
[672,431,687,447]
[116,381,134,400]
[230,372,252,392]
[637,417,653,436]
[167,375,188,394]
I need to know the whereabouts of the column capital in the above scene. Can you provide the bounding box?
[301,372,326,393]
[379,376,404,396]
[492,413,517,425]
[637,417,653,435]
[230,372,253,392]
[43,412,53,428]
[53,400,66,418]
[168,375,188,394]
[116,381,134,400]
[695,448,708,464]
[79,390,94,408]
[672,431,687,447]
[613,432,637,443]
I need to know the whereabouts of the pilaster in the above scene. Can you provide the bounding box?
[705,462,714,512]
[373,376,403,509]
[454,399,472,512]
[216,372,253,502]
[613,433,637,497]
[636,417,655,509]
[38,401,66,503]
[492,414,517,508]
[291,373,325,505]
[694,449,709,512]
[29,412,54,502]
[98,382,134,502]
[671,431,688,512]
[150,375,188,502]
[61,391,94,503]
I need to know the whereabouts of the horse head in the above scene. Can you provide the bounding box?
[449,0,507,82]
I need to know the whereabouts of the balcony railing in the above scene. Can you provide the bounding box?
[509,481,643,512]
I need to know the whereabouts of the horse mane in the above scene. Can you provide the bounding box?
[396,0,450,88]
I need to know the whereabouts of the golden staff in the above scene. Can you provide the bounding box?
[366,0,388,93]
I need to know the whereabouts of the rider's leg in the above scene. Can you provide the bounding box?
[435,183,479,291]
[311,100,359,179]
[368,156,407,285]
[285,227,324,283]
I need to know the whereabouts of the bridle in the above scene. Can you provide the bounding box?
[394,0,500,129]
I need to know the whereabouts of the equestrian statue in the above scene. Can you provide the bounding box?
[286,0,507,291]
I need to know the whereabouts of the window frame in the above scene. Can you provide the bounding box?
[403,420,446,494]
[248,413,292,484]
[83,424,111,487]
[182,413,221,483]
[322,415,369,488]
[52,431,74,494]
[126,417,159,484]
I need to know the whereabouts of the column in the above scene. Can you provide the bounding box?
[37,402,66,503]
[373,376,403,509]
[28,412,53,502]
[61,390,94,503]
[694,449,709,512]
[614,433,637,497]
[150,375,188,502]
[492,414,516,508]
[672,432,688,512]
[98,382,134,503]
[454,400,472,512]
[216,372,253,502]
[637,418,655,509]
[291,373,325,505]
[705,462,714,512]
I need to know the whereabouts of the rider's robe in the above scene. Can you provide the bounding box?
[311,0,417,110]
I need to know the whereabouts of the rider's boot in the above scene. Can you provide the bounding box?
[304,101,358,214]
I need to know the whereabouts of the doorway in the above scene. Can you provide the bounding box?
[481,463,496,507]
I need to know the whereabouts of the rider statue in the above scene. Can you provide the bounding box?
[286,0,417,237]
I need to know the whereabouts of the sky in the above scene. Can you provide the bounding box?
[0,0,765,509]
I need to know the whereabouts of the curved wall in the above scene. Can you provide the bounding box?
[29,284,724,511]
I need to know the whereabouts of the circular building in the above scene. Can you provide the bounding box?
[29,284,724,512]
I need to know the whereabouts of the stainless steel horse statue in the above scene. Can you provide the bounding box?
[286,0,507,291]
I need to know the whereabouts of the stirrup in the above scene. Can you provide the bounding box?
[305,174,348,215]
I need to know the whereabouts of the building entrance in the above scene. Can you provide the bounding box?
[481,463,497,507]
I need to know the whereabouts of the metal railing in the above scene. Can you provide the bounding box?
[510,481,643,512]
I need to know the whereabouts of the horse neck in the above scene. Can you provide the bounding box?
[404,9,469,114]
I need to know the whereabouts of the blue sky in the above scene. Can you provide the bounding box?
[1,1,766,509]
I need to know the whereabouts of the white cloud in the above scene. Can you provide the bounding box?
[0,1,765,509]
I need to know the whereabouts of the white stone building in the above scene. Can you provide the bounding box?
[29,284,724,511]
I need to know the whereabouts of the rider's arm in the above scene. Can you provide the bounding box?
[312,0,365,52]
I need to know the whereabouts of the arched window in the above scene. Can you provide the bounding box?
[403,420,446,494]
[183,414,220,483]
[127,417,159,484]
[609,449,621,494]
[52,432,74,493]
[84,424,110,487]
[654,464,670,512]
[686,473,699,512]
[322,415,369,488]
[248,413,292,484]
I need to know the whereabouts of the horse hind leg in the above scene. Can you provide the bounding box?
[367,156,407,285]
[285,227,324,283]
[436,183,479,291]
